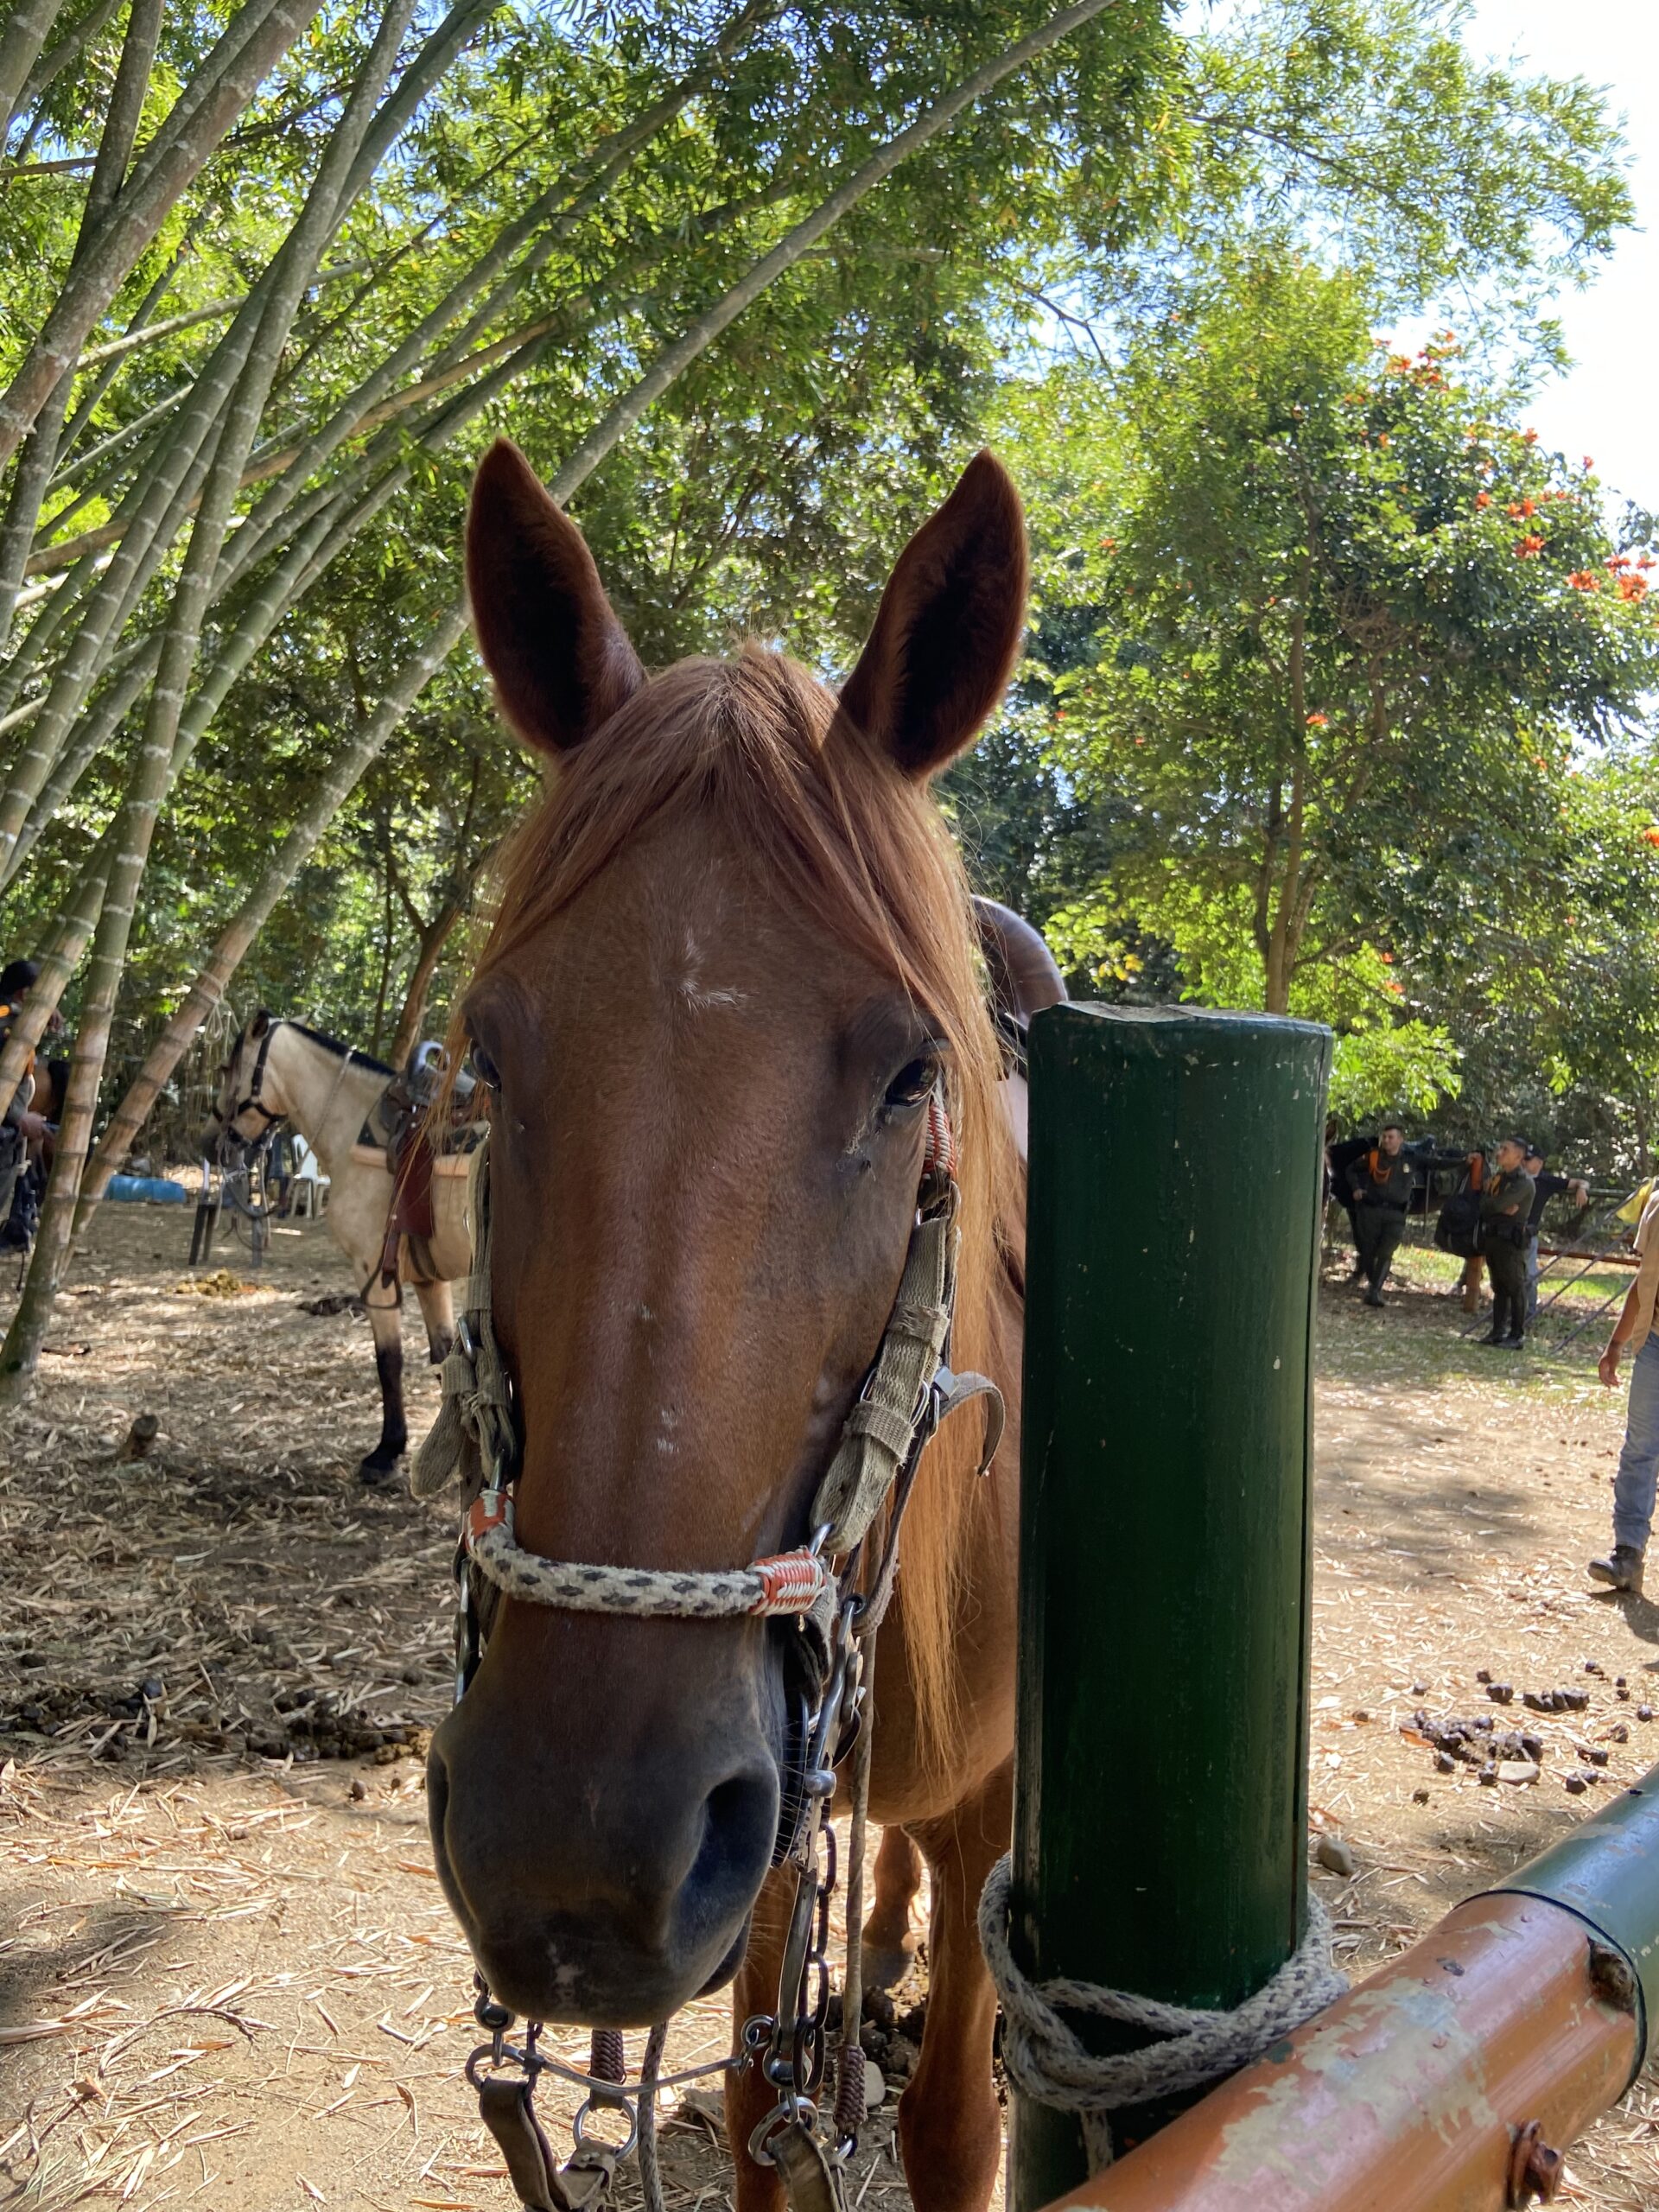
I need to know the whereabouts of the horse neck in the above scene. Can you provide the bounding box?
[262,1028,388,1171]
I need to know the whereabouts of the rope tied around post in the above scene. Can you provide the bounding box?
[977,1854,1347,2172]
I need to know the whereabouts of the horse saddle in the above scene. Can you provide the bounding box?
[377,1042,481,1283]
[973,899,1066,1165]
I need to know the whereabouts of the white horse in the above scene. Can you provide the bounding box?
[209,1013,474,1479]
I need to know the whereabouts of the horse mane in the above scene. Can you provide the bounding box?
[467,645,1023,1774]
[283,1021,397,1079]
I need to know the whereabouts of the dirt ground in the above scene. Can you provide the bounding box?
[3,1204,1659,2209]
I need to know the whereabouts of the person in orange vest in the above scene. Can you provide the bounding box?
[1345,1121,1414,1307]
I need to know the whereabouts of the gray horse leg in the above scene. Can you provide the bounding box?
[360,1294,408,1482]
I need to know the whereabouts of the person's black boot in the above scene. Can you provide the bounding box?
[1363,1287,1384,1308]
[1589,1545,1645,1595]
[1481,1292,1510,1344]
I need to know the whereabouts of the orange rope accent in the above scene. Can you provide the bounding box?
[747,1551,830,1616]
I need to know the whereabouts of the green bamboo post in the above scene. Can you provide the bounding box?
[1008,1006,1332,2212]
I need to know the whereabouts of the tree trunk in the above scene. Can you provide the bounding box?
[370,842,397,1060]
[76,600,472,1219]
[10,0,1125,1372]
[0,0,420,1392]
[0,0,66,137]
[0,0,322,471]
[387,902,462,1070]
[10,0,121,120]
[0,0,162,650]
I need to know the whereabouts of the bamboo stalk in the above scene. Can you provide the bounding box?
[0,0,162,651]
[9,0,119,124]
[3,0,1119,1377]
[78,598,473,1216]
[0,0,323,470]
[0,0,69,137]
[0,0,422,1386]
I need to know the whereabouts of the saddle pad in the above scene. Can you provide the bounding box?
[351,1142,391,1171]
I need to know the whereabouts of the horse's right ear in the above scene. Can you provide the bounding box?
[251,1009,270,1037]
[466,439,645,753]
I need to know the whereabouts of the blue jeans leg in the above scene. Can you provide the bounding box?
[1527,1235,1540,1317]
[1613,1333,1659,1554]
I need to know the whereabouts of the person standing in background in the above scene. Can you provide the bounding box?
[1478,1135,1535,1349]
[1346,1122,1414,1307]
[1592,1180,1659,1595]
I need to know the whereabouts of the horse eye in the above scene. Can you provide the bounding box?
[884,1054,939,1112]
[467,1041,501,1091]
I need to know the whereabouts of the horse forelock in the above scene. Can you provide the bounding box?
[467,644,1022,1774]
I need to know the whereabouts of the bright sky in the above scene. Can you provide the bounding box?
[1461,1,1659,512]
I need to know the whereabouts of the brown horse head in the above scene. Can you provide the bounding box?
[427,440,1027,2026]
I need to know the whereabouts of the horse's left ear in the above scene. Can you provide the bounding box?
[839,450,1027,781]
[251,1009,270,1037]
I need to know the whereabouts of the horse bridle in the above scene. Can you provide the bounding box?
[413,1084,1004,2212]
[215,1020,283,1134]
[214,1020,363,1147]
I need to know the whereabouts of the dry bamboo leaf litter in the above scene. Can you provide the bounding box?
[4,1215,1659,2205]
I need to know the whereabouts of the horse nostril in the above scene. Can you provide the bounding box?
[690,1764,780,1915]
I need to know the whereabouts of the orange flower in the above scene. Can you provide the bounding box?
[1643,828,1659,849]
[1380,951,1394,964]
[1514,534,1545,557]
[1584,455,1594,468]
[1568,570,1600,591]
[1618,575,1649,602]
[1522,428,1539,445]
[1475,491,1493,509]
[1506,499,1536,518]
[1306,711,1329,728]
[1376,433,1390,448]
[1386,981,1404,995]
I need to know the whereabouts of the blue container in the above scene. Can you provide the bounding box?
[106,1174,188,1205]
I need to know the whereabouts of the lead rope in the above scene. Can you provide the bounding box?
[417,1090,1001,2212]
[976,1864,1347,2171]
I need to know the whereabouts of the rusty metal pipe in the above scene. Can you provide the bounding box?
[1040,1771,1659,2212]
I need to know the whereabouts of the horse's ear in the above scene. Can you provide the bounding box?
[839,450,1027,781]
[251,1009,270,1037]
[466,438,645,753]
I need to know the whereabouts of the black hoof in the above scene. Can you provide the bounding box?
[358,1451,404,1485]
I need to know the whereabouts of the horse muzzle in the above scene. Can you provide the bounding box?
[426,1641,783,2027]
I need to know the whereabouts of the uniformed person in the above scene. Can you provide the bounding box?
[1345,1121,1414,1307]
[1478,1135,1536,1349]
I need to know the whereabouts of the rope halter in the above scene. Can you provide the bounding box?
[410,1081,1003,1652]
